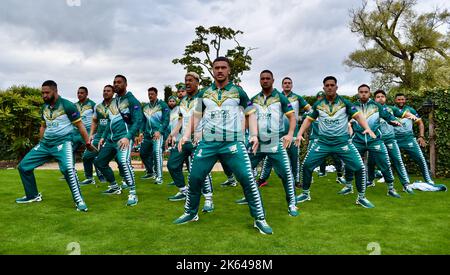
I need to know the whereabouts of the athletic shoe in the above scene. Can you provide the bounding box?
[356,197,375,208]
[155,178,163,185]
[235,197,248,205]
[288,205,299,217]
[377,177,385,183]
[387,189,401,198]
[76,201,88,212]
[102,186,122,195]
[202,200,214,213]
[79,178,95,186]
[295,182,302,189]
[254,219,273,235]
[318,171,326,177]
[374,170,383,179]
[366,181,376,188]
[257,179,268,188]
[121,181,129,190]
[338,185,354,195]
[296,192,311,204]
[173,213,199,225]
[221,178,237,187]
[336,177,347,185]
[403,185,415,194]
[141,173,154,180]
[127,194,138,206]
[168,192,187,202]
[15,193,42,204]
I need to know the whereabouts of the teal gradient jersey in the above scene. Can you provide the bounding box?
[74,99,96,131]
[195,81,255,142]
[141,99,170,136]
[179,94,203,140]
[168,105,180,135]
[40,97,81,146]
[350,99,400,142]
[92,101,110,140]
[394,106,421,139]
[307,95,359,143]
[282,92,310,136]
[102,91,143,142]
[251,89,294,143]
[378,104,408,140]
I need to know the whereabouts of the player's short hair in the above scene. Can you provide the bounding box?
[78,86,89,94]
[374,89,386,97]
[358,84,370,91]
[148,87,158,94]
[395,93,405,98]
[42,80,57,89]
[323,76,337,85]
[260,70,274,78]
[104,85,114,91]
[115,74,127,83]
[282,77,292,84]
[213,56,230,66]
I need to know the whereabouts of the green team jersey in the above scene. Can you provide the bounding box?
[394,105,421,139]
[307,94,359,143]
[195,81,255,142]
[282,91,310,136]
[141,99,170,137]
[251,89,294,143]
[73,99,96,132]
[168,105,180,135]
[92,101,110,141]
[350,99,399,143]
[102,91,143,142]
[41,96,81,146]
[179,94,202,140]
[378,104,408,140]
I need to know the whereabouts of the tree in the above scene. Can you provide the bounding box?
[172,25,256,87]
[164,85,174,103]
[345,0,450,90]
[0,86,42,160]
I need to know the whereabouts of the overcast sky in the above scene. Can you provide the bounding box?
[0,0,448,103]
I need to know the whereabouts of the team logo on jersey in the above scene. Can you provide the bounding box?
[229,144,238,154]
[387,143,393,150]
[314,146,321,152]
[374,145,381,151]
[57,144,63,152]
[196,149,203,157]
[34,145,41,151]
[271,146,278,153]
[341,145,349,152]
[408,143,414,148]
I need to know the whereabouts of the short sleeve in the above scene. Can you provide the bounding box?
[280,94,294,115]
[307,102,319,121]
[238,87,256,115]
[298,95,310,110]
[193,90,205,115]
[343,98,359,118]
[63,100,81,123]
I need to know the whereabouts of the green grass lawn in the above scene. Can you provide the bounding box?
[0,168,449,255]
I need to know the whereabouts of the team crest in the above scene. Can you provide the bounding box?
[341,145,349,151]
[229,145,238,154]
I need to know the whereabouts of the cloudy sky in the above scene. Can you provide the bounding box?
[0,0,447,103]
